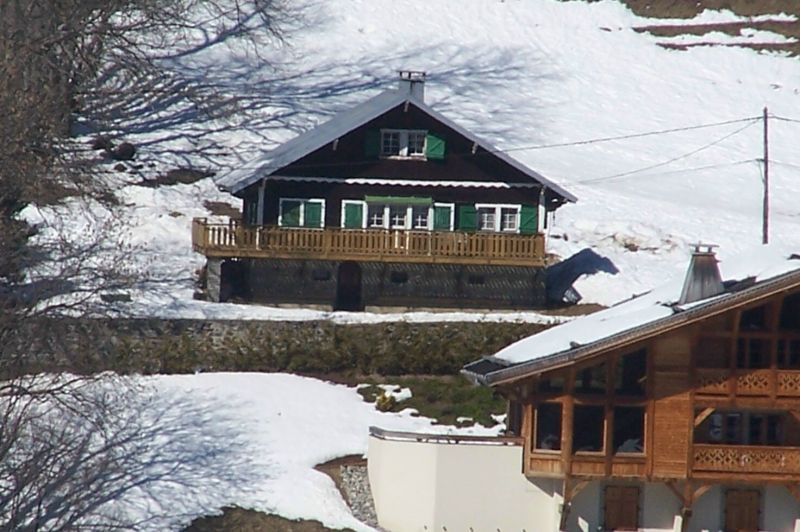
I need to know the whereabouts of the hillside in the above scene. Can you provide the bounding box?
[21,0,800,317]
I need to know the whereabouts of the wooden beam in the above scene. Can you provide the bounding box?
[559,477,589,531]
[786,483,800,504]
[693,407,715,428]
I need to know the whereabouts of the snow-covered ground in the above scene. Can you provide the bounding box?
[22,0,800,317]
[16,1,800,528]
[122,373,499,531]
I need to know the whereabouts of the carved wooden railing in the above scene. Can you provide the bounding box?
[695,368,800,397]
[694,444,800,476]
[191,218,547,266]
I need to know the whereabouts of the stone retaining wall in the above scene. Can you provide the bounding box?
[10,317,548,376]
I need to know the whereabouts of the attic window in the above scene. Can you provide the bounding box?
[381,129,426,157]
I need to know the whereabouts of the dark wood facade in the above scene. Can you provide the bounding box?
[496,283,800,527]
[196,79,575,310]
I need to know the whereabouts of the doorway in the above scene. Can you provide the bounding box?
[335,261,363,311]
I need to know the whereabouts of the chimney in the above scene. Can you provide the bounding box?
[679,243,724,305]
[398,70,426,101]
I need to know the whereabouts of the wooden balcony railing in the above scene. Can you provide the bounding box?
[192,218,547,267]
[695,368,800,397]
[694,444,800,477]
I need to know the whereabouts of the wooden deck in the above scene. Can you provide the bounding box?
[192,218,547,266]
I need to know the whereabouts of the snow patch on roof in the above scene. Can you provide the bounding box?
[492,243,800,366]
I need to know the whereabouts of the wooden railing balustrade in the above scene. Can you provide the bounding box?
[693,444,800,476]
[191,218,547,266]
[695,368,800,397]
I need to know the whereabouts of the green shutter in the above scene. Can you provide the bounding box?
[365,130,380,158]
[343,202,363,228]
[281,200,301,227]
[457,204,477,232]
[519,205,538,234]
[433,205,452,231]
[364,195,432,206]
[425,133,446,160]
[304,201,322,228]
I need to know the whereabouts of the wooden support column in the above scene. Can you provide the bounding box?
[693,407,715,428]
[561,368,575,476]
[559,478,589,531]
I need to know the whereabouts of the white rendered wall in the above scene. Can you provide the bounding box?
[368,435,800,532]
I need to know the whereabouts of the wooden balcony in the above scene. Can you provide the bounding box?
[192,218,547,267]
[695,368,800,397]
[526,451,646,478]
[693,444,800,479]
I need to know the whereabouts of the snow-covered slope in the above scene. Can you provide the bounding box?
[23,0,800,315]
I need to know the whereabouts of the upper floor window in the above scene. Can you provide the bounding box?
[279,198,324,228]
[381,129,427,158]
[476,204,520,232]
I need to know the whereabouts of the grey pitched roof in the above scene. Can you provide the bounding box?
[463,254,800,387]
[215,88,577,203]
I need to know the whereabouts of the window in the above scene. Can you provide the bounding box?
[500,207,518,231]
[573,405,605,452]
[736,338,769,369]
[535,403,562,450]
[477,207,496,231]
[615,349,647,396]
[368,204,386,228]
[365,201,435,230]
[380,129,427,158]
[780,292,800,330]
[604,486,640,531]
[279,198,324,228]
[537,374,565,393]
[411,205,429,229]
[575,362,607,395]
[381,131,400,156]
[467,274,485,285]
[740,304,768,331]
[696,410,784,446]
[475,204,521,232]
[389,205,407,228]
[390,271,408,284]
[613,406,645,454]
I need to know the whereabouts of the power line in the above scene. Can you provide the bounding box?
[496,116,761,154]
[771,115,800,124]
[576,119,759,184]
[229,115,763,174]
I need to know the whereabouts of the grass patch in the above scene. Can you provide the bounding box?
[354,375,506,428]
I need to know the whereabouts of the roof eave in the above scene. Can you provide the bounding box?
[476,267,800,387]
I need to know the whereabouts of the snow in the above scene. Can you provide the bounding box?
[492,243,800,365]
[654,29,798,46]
[21,0,800,316]
[117,373,499,531]
[15,0,800,527]
[377,384,413,402]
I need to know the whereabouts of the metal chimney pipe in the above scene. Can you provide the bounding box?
[398,70,426,101]
[679,243,724,305]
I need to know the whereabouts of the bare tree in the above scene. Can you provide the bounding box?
[0,1,286,527]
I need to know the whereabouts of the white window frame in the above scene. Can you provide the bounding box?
[474,203,521,233]
[433,202,455,231]
[278,197,326,228]
[380,129,428,158]
[340,199,366,228]
[362,203,436,231]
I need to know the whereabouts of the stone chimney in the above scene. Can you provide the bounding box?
[679,244,724,305]
[398,70,426,101]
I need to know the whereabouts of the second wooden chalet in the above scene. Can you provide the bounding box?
[192,71,576,310]
[368,245,800,531]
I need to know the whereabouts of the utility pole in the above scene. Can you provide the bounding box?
[762,106,769,245]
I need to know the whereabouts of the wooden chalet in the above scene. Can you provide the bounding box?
[193,71,576,310]
[460,245,800,531]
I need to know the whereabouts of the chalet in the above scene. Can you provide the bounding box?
[368,245,800,531]
[192,71,576,310]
